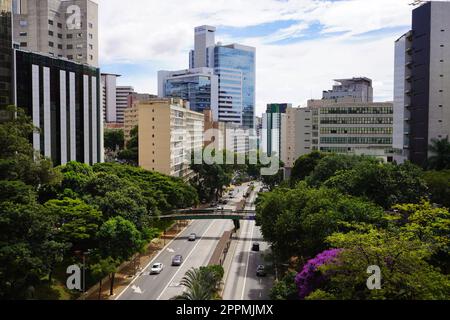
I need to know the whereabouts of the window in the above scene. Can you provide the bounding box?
[49,41,54,47]
[67,34,73,39]
[19,32,27,36]
[57,33,62,39]
[67,55,73,60]
[77,33,83,38]
[57,22,62,28]
[89,34,93,39]
[89,23,93,28]
[440,44,445,47]
[76,44,83,49]
[76,54,83,59]
[48,19,54,25]
[48,30,54,36]
[89,55,93,60]
[49,52,54,56]
[58,44,63,49]
[67,44,73,49]
[89,44,93,50]
[20,42,27,47]
[20,20,27,27]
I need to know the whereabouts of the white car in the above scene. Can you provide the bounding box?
[150,263,164,274]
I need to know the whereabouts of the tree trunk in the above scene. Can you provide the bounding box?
[109,273,115,296]
[98,279,102,300]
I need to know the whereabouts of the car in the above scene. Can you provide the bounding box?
[150,263,164,274]
[256,265,267,277]
[188,233,197,241]
[172,255,183,266]
[252,243,260,252]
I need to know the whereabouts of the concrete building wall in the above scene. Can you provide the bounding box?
[13,0,98,66]
[285,107,313,168]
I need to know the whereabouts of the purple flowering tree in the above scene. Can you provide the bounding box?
[295,249,342,299]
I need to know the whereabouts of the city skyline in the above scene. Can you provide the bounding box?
[97,0,425,116]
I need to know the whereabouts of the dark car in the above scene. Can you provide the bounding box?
[252,243,260,252]
[256,265,267,277]
[172,255,183,266]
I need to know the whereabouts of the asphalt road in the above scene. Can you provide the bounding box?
[116,184,251,300]
[222,183,274,300]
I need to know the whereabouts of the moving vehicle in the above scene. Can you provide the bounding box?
[172,255,183,266]
[150,263,164,274]
[256,265,267,277]
[188,233,197,241]
[252,243,260,252]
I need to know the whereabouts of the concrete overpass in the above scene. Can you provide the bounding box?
[154,208,256,221]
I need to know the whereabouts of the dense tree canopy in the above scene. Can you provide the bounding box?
[428,138,450,170]
[290,151,326,183]
[423,170,450,209]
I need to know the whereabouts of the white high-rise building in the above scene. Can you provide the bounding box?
[101,73,120,123]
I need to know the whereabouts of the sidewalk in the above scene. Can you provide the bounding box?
[82,220,191,300]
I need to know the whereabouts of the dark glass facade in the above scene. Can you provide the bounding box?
[165,75,212,113]
[15,50,101,165]
[410,2,432,166]
[0,0,12,108]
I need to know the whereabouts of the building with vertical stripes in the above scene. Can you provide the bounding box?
[14,49,102,166]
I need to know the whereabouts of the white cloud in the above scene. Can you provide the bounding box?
[97,0,416,116]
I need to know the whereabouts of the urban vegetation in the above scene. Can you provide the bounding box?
[257,151,450,300]
[0,107,198,299]
[173,265,224,300]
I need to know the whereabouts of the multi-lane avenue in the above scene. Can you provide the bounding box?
[115,182,273,301]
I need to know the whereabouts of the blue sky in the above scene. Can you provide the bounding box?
[97,0,416,116]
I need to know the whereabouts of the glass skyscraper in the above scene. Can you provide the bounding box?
[214,44,255,129]
[158,68,218,115]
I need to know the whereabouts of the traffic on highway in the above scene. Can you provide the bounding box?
[115,181,273,301]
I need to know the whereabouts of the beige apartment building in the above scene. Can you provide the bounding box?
[204,109,226,151]
[138,98,204,180]
[13,0,98,66]
[285,107,313,168]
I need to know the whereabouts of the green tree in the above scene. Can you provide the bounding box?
[290,151,326,183]
[0,106,60,187]
[89,256,118,300]
[173,265,224,300]
[0,202,65,299]
[424,170,450,209]
[312,227,450,300]
[428,137,450,170]
[270,271,298,300]
[97,217,144,295]
[306,154,379,187]
[104,129,124,151]
[44,198,103,251]
[256,182,385,261]
[324,161,428,209]
[118,126,138,165]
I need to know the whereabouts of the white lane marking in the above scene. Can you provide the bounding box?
[167,248,175,253]
[131,285,144,294]
[241,221,256,300]
[114,221,192,300]
[156,220,217,300]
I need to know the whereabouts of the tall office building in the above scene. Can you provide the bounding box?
[12,0,98,66]
[101,73,120,123]
[158,68,218,115]
[322,77,373,103]
[115,85,134,124]
[0,0,13,109]
[161,25,256,129]
[261,104,290,158]
[15,49,101,165]
[393,1,450,166]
